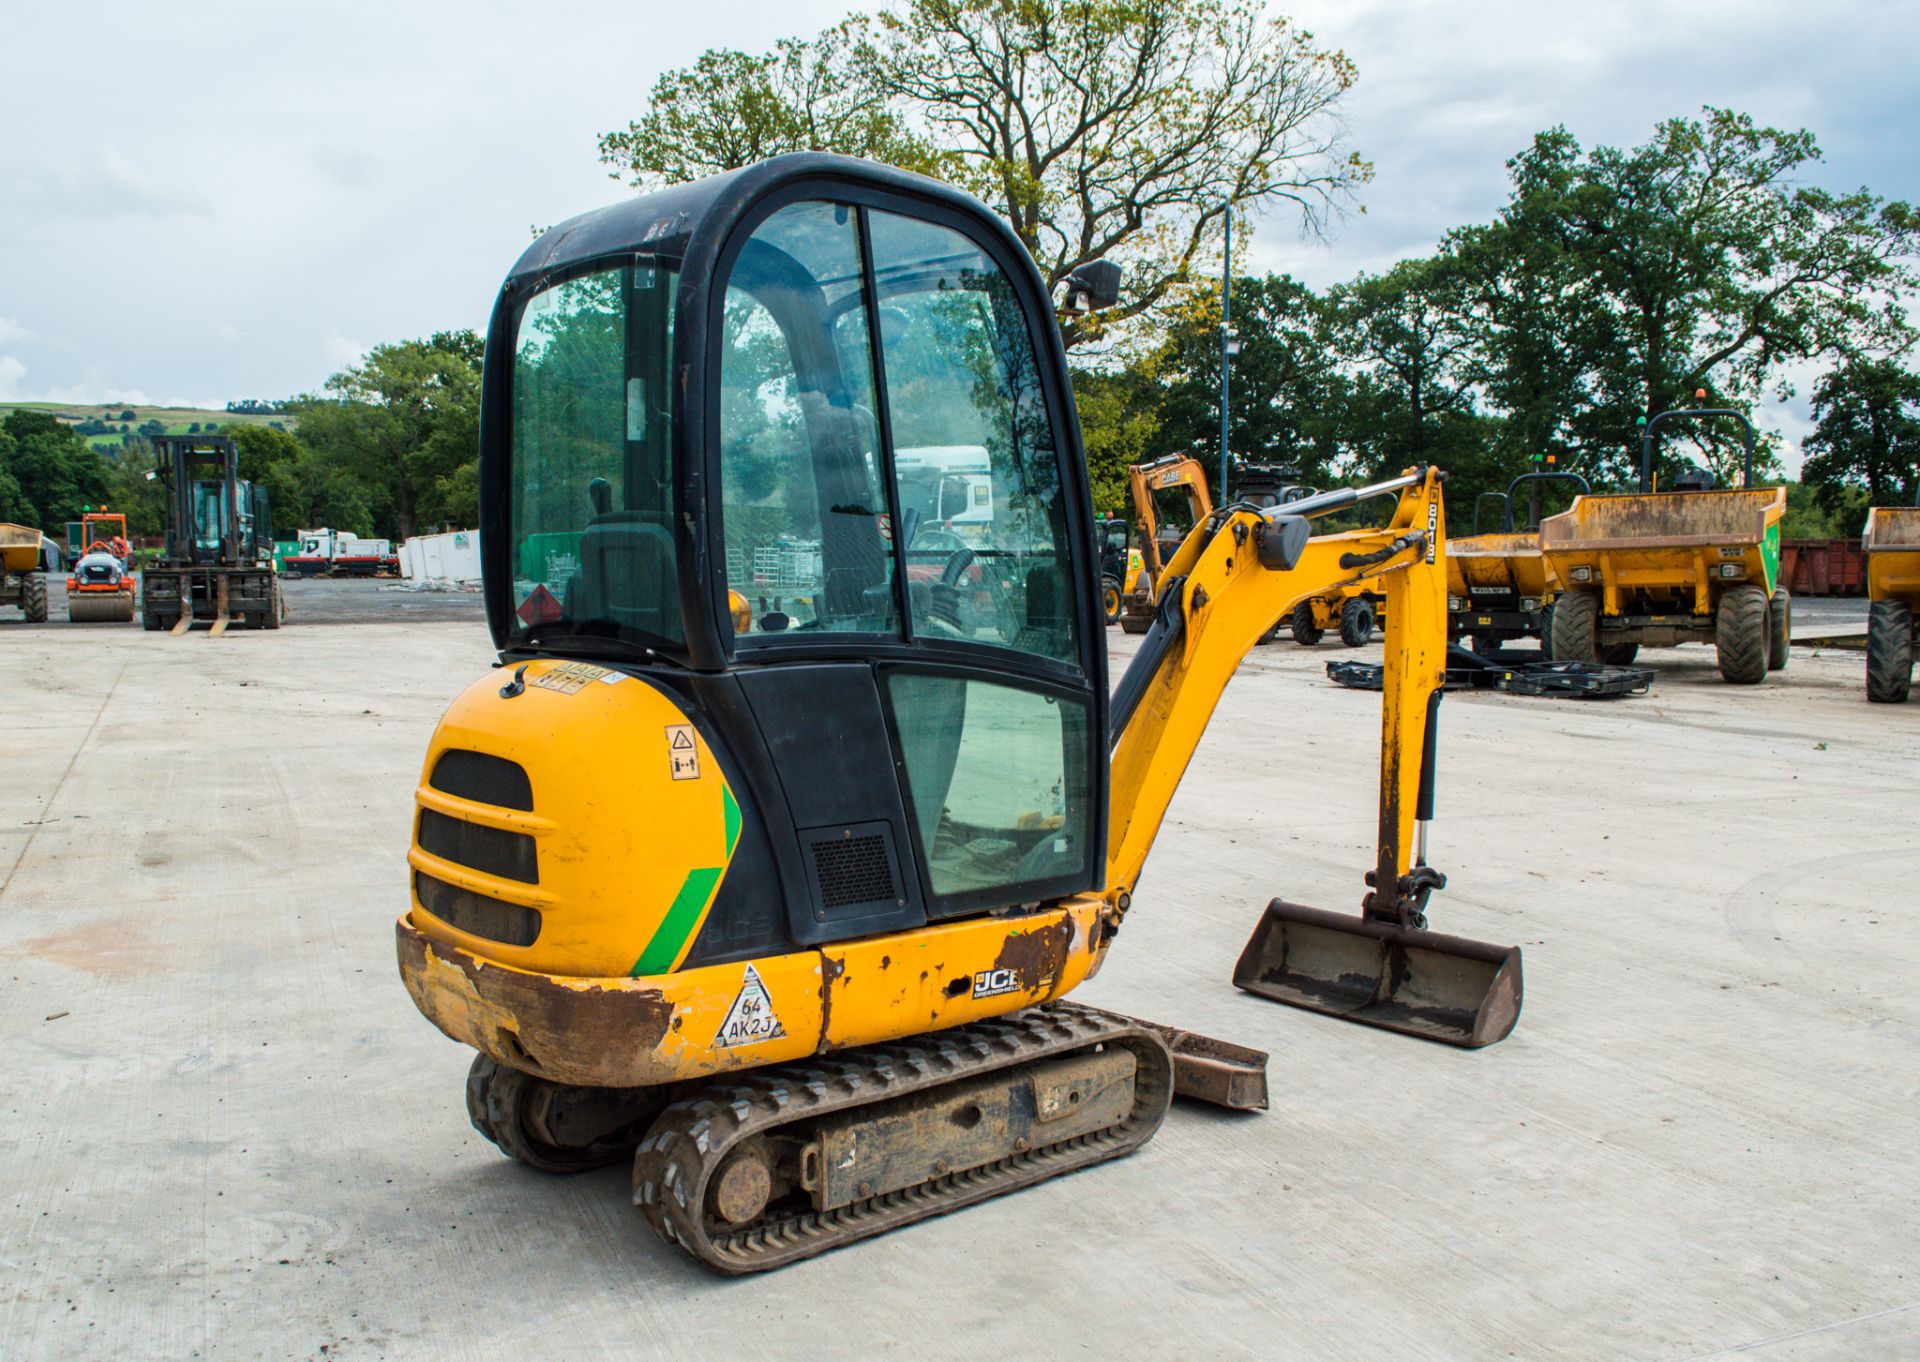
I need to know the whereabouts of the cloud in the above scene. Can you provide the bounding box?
[0,316,31,346]
[0,147,212,221]
[309,145,384,190]
[323,335,369,370]
[0,353,155,406]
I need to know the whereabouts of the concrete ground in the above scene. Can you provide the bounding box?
[1,608,1915,1361]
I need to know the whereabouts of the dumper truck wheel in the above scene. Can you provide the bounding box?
[22,572,47,623]
[1550,591,1598,664]
[1767,588,1790,670]
[1866,599,1912,703]
[1714,584,1769,684]
[1598,642,1639,666]
[1101,577,1122,626]
[1291,600,1324,646]
[1339,597,1375,648]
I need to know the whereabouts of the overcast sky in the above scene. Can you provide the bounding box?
[3,0,1914,466]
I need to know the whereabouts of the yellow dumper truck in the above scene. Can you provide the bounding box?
[1864,501,1920,702]
[1,523,49,622]
[1543,403,1788,683]
[1447,472,1587,652]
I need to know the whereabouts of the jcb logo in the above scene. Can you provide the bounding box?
[972,968,1021,999]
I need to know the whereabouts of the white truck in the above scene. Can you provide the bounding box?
[894,445,994,540]
[285,528,397,578]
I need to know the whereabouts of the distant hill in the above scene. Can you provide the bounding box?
[0,400,297,453]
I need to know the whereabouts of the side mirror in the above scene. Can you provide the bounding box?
[1061,260,1122,314]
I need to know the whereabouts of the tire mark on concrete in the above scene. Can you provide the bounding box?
[0,656,129,904]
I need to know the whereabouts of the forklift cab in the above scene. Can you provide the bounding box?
[480,154,1112,959]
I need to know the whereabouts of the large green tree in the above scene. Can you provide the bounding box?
[1121,275,1343,489]
[1800,357,1920,510]
[601,0,1367,342]
[598,28,937,185]
[1485,109,1918,486]
[291,330,483,538]
[0,410,110,530]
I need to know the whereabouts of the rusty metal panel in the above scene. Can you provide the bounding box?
[799,1050,1137,1211]
[1784,539,1867,597]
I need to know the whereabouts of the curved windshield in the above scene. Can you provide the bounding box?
[508,259,681,648]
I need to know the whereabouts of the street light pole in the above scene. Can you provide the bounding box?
[1219,208,1233,505]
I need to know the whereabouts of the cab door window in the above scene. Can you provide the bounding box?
[884,671,1092,915]
[719,202,896,638]
[867,211,1078,664]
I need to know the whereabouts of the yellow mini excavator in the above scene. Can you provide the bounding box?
[395,154,1522,1273]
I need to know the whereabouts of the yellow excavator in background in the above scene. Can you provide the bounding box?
[1115,452,1213,634]
[395,154,1521,1274]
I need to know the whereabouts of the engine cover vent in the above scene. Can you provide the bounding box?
[798,821,904,923]
[430,749,533,811]
[415,872,540,947]
[417,808,539,884]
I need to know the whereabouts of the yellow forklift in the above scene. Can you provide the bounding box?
[395,154,1520,1273]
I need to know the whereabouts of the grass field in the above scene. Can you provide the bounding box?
[0,400,295,451]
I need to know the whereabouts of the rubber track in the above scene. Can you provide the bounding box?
[632,1003,1175,1274]
[1715,585,1769,684]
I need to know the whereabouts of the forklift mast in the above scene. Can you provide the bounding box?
[154,435,274,568]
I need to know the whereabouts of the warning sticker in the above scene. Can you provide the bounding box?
[714,964,786,1049]
[666,724,701,780]
[532,661,611,694]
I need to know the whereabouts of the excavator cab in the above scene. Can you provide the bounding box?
[484,158,1110,953]
[401,154,1520,1274]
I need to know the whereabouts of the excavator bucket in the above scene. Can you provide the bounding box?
[1233,900,1521,1048]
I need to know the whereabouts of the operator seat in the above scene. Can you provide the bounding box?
[573,512,678,637]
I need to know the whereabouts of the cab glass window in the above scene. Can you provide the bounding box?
[868,211,1077,664]
[720,202,896,638]
[509,261,682,647]
[885,672,1092,912]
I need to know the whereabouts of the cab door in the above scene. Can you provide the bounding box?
[710,192,1106,934]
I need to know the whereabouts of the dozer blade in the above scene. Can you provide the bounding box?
[1233,900,1521,1048]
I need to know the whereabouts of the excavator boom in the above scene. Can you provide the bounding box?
[1106,467,1521,1046]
